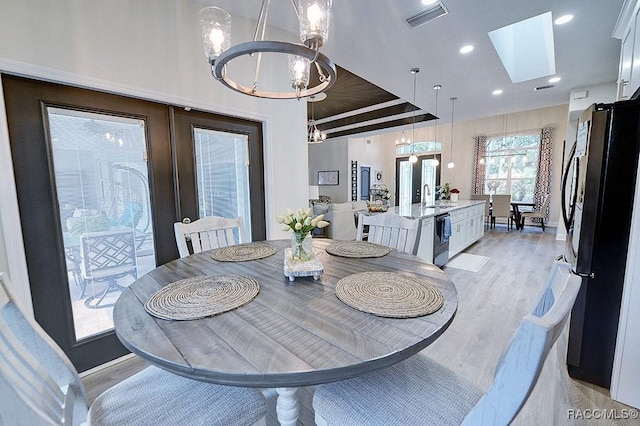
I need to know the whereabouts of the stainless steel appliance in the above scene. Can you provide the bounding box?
[433,213,450,267]
[562,100,640,389]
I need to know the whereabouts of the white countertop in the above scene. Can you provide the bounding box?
[391,200,485,219]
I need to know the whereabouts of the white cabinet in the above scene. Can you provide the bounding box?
[616,1,640,100]
[611,149,640,409]
[619,25,635,99]
[409,202,486,264]
[449,215,466,256]
[416,217,434,263]
[448,203,485,258]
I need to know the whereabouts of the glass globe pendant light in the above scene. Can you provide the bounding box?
[447,97,457,169]
[432,84,441,166]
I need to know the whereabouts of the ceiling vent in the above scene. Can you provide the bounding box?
[534,85,555,91]
[406,2,449,28]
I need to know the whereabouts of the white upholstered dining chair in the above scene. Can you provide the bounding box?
[313,260,581,426]
[491,194,512,230]
[356,212,421,255]
[521,193,551,231]
[174,216,246,258]
[0,273,266,426]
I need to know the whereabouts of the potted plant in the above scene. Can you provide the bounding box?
[438,183,452,200]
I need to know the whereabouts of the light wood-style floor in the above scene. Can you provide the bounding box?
[82,225,639,425]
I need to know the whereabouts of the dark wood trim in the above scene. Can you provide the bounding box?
[3,75,266,371]
[171,107,266,241]
[395,154,441,206]
[2,74,176,371]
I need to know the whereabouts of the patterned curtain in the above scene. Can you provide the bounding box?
[472,136,487,194]
[533,127,553,219]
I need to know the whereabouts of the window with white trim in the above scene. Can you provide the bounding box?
[482,133,540,202]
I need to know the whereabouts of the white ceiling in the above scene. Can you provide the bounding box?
[198,0,625,125]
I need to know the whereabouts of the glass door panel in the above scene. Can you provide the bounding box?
[398,160,413,206]
[194,128,252,240]
[421,159,437,206]
[396,155,441,206]
[4,75,263,371]
[172,107,266,242]
[47,107,156,341]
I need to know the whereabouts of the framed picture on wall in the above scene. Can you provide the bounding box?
[318,170,339,185]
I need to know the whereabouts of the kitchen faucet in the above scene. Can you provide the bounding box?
[422,184,431,206]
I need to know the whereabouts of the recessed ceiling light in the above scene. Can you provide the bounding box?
[492,89,503,95]
[422,0,438,5]
[460,45,474,54]
[555,14,573,25]
[549,76,561,83]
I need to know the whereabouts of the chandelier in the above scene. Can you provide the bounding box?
[308,95,326,143]
[199,0,337,100]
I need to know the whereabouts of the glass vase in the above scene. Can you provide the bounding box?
[291,231,314,262]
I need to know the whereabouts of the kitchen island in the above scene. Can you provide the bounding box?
[392,200,486,263]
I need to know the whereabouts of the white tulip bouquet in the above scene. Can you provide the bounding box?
[277,208,329,261]
[276,208,330,235]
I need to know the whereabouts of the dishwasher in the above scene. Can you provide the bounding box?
[433,213,450,267]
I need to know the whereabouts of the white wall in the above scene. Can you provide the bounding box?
[349,137,390,200]
[309,137,350,202]
[611,140,640,409]
[0,0,309,311]
[568,82,618,121]
[556,82,618,240]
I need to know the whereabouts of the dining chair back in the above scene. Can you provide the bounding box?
[174,216,246,258]
[471,194,491,226]
[0,272,89,425]
[462,260,580,424]
[356,212,421,255]
[0,273,267,426]
[313,260,581,426]
[521,193,551,231]
[491,194,512,230]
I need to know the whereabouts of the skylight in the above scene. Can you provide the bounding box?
[488,12,556,83]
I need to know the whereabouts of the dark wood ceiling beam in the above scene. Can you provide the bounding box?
[316,102,424,131]
[324,113,435,139]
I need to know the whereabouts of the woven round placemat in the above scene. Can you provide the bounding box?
[335,272,444,318]
[210,242,277,262]
[145,275,260,320]
[325,241,390,258]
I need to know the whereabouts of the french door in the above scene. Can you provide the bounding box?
[3,74,264,371]
[395,154,441,206]
[172,107,265,240]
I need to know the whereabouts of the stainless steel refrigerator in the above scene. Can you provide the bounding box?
[562,100,640,389]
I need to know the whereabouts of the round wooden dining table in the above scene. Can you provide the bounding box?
[113,238,458,426]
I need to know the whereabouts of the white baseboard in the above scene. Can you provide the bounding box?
[79,353,137,378]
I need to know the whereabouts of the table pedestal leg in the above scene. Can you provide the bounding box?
[275,387,299,426]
